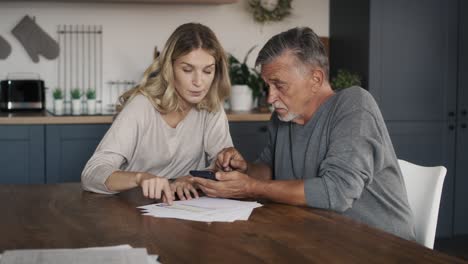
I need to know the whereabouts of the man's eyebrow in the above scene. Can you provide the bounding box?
[269,78,286,84]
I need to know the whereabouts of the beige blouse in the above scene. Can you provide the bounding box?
[81,94,233,194]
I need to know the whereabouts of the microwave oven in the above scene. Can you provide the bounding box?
[0,79,45,111]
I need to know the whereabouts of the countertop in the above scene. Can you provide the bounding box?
[0,109,271,124]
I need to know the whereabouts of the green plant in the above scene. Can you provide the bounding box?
[52,88,63,100]
[86,89,96,100]
[249,0,292,23]
[228,46,265,98]
[331,69,362,90]
[70,88,82,100]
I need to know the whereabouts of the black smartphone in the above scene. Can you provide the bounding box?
[189,170,218,181]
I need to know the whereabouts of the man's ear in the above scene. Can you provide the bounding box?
[309,68,324,93]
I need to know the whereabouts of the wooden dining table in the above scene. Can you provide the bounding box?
[0,183,464,263]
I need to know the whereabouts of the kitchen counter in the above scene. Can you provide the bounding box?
[0,109,271,124]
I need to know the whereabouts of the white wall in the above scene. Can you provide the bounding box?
[0,0,329,107]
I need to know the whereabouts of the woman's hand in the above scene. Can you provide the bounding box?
[170,176,199,201]
[136,172,174,205]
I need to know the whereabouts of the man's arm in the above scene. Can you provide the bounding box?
[246,162,273,181]
[250,178,306,206]
[193,169,306,206]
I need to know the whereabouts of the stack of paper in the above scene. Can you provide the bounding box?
[138,197,262,222]
[0,245,159,264]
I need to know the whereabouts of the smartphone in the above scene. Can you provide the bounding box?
[189,170,218,181]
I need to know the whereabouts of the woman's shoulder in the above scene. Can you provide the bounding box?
[116,94,159,121]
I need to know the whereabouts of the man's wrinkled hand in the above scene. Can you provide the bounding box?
[215,147,248,173]
[192,170,256,199]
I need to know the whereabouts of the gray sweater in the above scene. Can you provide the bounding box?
[258,87,415,240]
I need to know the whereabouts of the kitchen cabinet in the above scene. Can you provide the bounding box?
[46,124,110,183]
[330,0,467,237]
[0,121,270,184]
[453,0,468,235]
[0,125,44,184]
[230,121,269,162]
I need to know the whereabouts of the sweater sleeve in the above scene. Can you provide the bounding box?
[305,108,385,212]
[203,107,233,167]
[81,95,146,194]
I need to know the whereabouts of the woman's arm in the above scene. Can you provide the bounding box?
[106,171,174,203]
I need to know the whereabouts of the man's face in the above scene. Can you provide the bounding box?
[261,52,314,123]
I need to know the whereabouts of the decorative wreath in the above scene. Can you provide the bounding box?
[249,0,293,23]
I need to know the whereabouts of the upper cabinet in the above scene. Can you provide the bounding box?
[0,0,237,3]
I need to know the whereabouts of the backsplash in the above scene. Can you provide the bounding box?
[0,0,329,109]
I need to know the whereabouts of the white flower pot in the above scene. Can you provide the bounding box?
[87,99,96,115]
[230,85,253,112]
[53,99,64,115]
[72,99,82,115]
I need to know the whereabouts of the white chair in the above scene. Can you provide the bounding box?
[398,159,447,249]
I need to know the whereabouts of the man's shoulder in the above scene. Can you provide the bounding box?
[335,86,378,112]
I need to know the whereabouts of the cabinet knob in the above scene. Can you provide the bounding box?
[448,111,455,117]
[449,124,455,130]
[259,126,268,132]
[462,123,467,129]
[461,109,467,116]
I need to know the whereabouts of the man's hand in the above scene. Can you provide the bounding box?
[216,147,248,173]
[192,170,257,199]
[170,176,199,201]
[136,172,174,205]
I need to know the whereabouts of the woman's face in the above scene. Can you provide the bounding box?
[173,48,216,106]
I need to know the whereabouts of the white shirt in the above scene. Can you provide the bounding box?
[81,94,233,194]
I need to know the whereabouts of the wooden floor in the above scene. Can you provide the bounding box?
[435,235,468,261]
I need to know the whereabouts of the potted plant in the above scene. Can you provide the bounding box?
[228,46,265,111]
[70,88,82,115]
[86,88,97,115]
[331,69,362,90]
[52,87,64,114]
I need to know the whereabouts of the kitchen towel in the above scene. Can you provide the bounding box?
[12,15,59,63]
[0,35,11,59]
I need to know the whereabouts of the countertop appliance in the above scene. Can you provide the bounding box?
[0,73,45,111]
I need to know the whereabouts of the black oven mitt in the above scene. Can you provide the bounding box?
[0,35,11,59]
[11,15,59,63]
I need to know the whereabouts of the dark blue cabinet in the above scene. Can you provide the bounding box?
[454,0,468,235]
[45,124,110,183]
[330,0,466,237]
[230,122,269,162]
[0,122,270,186]
[0,125,45,184]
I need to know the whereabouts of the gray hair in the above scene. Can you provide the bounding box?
[255,27,329,80]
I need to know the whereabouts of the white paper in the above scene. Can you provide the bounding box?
[138,197,262,222]
[0,245,159,264]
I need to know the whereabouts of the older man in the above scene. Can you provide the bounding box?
[193,27,415,241]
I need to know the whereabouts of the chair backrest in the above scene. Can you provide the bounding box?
[398,159,447,249]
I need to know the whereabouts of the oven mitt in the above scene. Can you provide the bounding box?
[11,15,59,63]
[0,35,11,59]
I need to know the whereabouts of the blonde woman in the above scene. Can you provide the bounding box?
[81,23,233,204]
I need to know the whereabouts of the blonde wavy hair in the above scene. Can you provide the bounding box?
[117,23,231,114]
